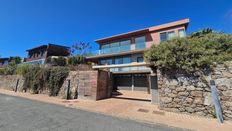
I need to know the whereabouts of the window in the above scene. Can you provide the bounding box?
[160,31,176,42]
[101,40,131,54]
[110,42,120,53]
[137,57,144,63]
[3,60,8,65]
[115,58,123,64]
[99,59,106,65]
[168,31,175,39]
[101,44,110,54]
[135,36,146,50]
[160,32,167,42]
[123,56,131,64]
[120,40,131,52]
[178,29,185,37]
[106,59,113,65]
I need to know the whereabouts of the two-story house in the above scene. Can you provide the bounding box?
[86,19,190,92]
[25,43,70,64]
[0,58,10,68]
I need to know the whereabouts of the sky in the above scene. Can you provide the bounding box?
[0,0,232,58]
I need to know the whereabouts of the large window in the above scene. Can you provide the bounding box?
[99,59,113,65]
[101,40,131,54]
[178,29,185,37]
[115,58,123,64]
[137,57,144,63]
[101,44,110,54]
[120,40,131,52]
[135,36,146,50]
[123,56,131,64]
[168,31,175,39]
[160,32,167,42]
[160,31,176,42]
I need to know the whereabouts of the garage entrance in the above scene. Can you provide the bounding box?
[113,73,150,92]
[112,73,150,102]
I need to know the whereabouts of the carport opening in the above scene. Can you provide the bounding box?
[112,73,151,102]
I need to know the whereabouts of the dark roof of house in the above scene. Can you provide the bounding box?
[26,43,70,52]
[0,58,9,61]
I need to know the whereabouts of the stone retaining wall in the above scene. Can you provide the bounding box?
[0,75,24,91]
[158,62,232,120]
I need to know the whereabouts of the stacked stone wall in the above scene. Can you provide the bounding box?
[158,62,232,120]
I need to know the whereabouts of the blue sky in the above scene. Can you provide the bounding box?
[0,0,232,57]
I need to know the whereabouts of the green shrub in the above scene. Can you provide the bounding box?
[46,56,66,66]
[145,29,232,73]
[16,64,30,76]
[67,56,84,66]
[53,56,66,66]
[4,63,17,75]
[21,65,69,95]
[0,68,5,75]
[48,66,69,96]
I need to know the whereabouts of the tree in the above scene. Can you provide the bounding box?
[9,56,22,64]
[144,29,232,73]
[71,42,92,56]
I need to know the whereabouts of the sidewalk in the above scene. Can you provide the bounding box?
[0,89,232,131]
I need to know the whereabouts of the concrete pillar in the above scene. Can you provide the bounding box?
[149,66,158,104]
[132,74,134,91]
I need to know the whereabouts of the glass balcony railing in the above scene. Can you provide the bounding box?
[109,66,150,72]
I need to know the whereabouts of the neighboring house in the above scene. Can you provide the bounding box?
[24,44,70,64]
[0,58,10,68]
[86,19,189,92]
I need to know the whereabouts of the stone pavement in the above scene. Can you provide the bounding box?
[0,89,232,131]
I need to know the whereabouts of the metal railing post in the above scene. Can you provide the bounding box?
[15,79,19,92]
[66,79,71,100]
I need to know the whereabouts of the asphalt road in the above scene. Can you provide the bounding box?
[0,94,186,131]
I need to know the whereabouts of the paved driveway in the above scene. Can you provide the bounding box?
[0,94,186,131]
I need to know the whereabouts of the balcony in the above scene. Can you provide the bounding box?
[110,66,151,73]
[86,42,148,59]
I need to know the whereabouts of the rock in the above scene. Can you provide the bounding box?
[191,91,203,97]
[186,107,195,113]
[213,71,222,75]
[222,72,232,78]
[176,87,186,92]
[194,97,203,104]
[164,88,172,93]
[185,98,193,104]
[195,88,203,91]
[179,107,185,112]
[186,86,195,91]
[168,93,177,98]
[178,92,189,96]
[204,93,213,106]
[224,101,232,107]
[195,107,205,112]
[166,80,178,86]
[173,98,181,103]
[195,111,206,116]
[196,82,207,88]
[161,97,172,104]
[168,85,176,90]
[215,78,230,88]
[172,90,177,94]
[217,86,227,91]
[222,90,232,97]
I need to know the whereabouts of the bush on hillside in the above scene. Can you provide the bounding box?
[144,29,232,73]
